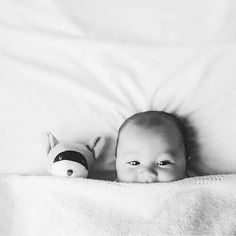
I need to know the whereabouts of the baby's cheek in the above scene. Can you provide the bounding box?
[158,168,183,182]
[117,164,130,177]
[120,167,138,182]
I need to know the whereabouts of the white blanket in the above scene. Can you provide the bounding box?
[0,174,236,235]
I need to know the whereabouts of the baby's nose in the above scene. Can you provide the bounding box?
[138,168,157,183]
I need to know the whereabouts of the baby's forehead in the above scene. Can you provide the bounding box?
[115,111,187,157]
[118,123,185,158]
[119,115,184,147]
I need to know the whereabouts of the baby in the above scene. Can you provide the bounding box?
[115,111,189,183]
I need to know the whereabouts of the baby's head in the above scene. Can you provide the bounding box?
[115,111,188,183]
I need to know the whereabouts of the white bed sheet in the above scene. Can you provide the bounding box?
[1,0,236,179]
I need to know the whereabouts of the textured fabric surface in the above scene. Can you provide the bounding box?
[0,174,236,235]
[1,0,236,179]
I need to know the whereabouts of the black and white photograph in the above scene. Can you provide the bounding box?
[1,0,236,235]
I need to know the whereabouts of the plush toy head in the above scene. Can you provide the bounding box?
[45,132,105,178]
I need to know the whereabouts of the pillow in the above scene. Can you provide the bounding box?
[1,0,236,179]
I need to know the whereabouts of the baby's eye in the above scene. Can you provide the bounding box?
[127,161,140,166]
[157,160,172,166]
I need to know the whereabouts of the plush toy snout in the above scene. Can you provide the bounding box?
[52,160,88,178]
[51,150,89,177]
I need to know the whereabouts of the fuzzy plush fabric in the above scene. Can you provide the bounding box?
[0,174,236,235]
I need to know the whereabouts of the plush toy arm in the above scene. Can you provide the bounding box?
[86,137,106,159]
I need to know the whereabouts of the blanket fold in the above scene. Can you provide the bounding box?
[0,174,236,235]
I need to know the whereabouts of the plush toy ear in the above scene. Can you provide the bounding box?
[45,132,59,155]
[86,137,105,159]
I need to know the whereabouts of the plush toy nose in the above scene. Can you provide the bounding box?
[67,169,73,176]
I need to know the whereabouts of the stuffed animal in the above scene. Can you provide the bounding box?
[45,132,105,178]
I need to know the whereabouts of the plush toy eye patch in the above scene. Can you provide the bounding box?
[53,151,88,170]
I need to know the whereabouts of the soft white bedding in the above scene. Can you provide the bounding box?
[0,174,236,236]
[1,0,236,179]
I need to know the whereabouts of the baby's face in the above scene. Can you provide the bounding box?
[116,123,186,183]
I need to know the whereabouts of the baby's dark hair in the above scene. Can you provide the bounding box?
[115,111,188,158]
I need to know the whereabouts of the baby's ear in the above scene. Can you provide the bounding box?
[45,132,59,155]
[86,137,106,159]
